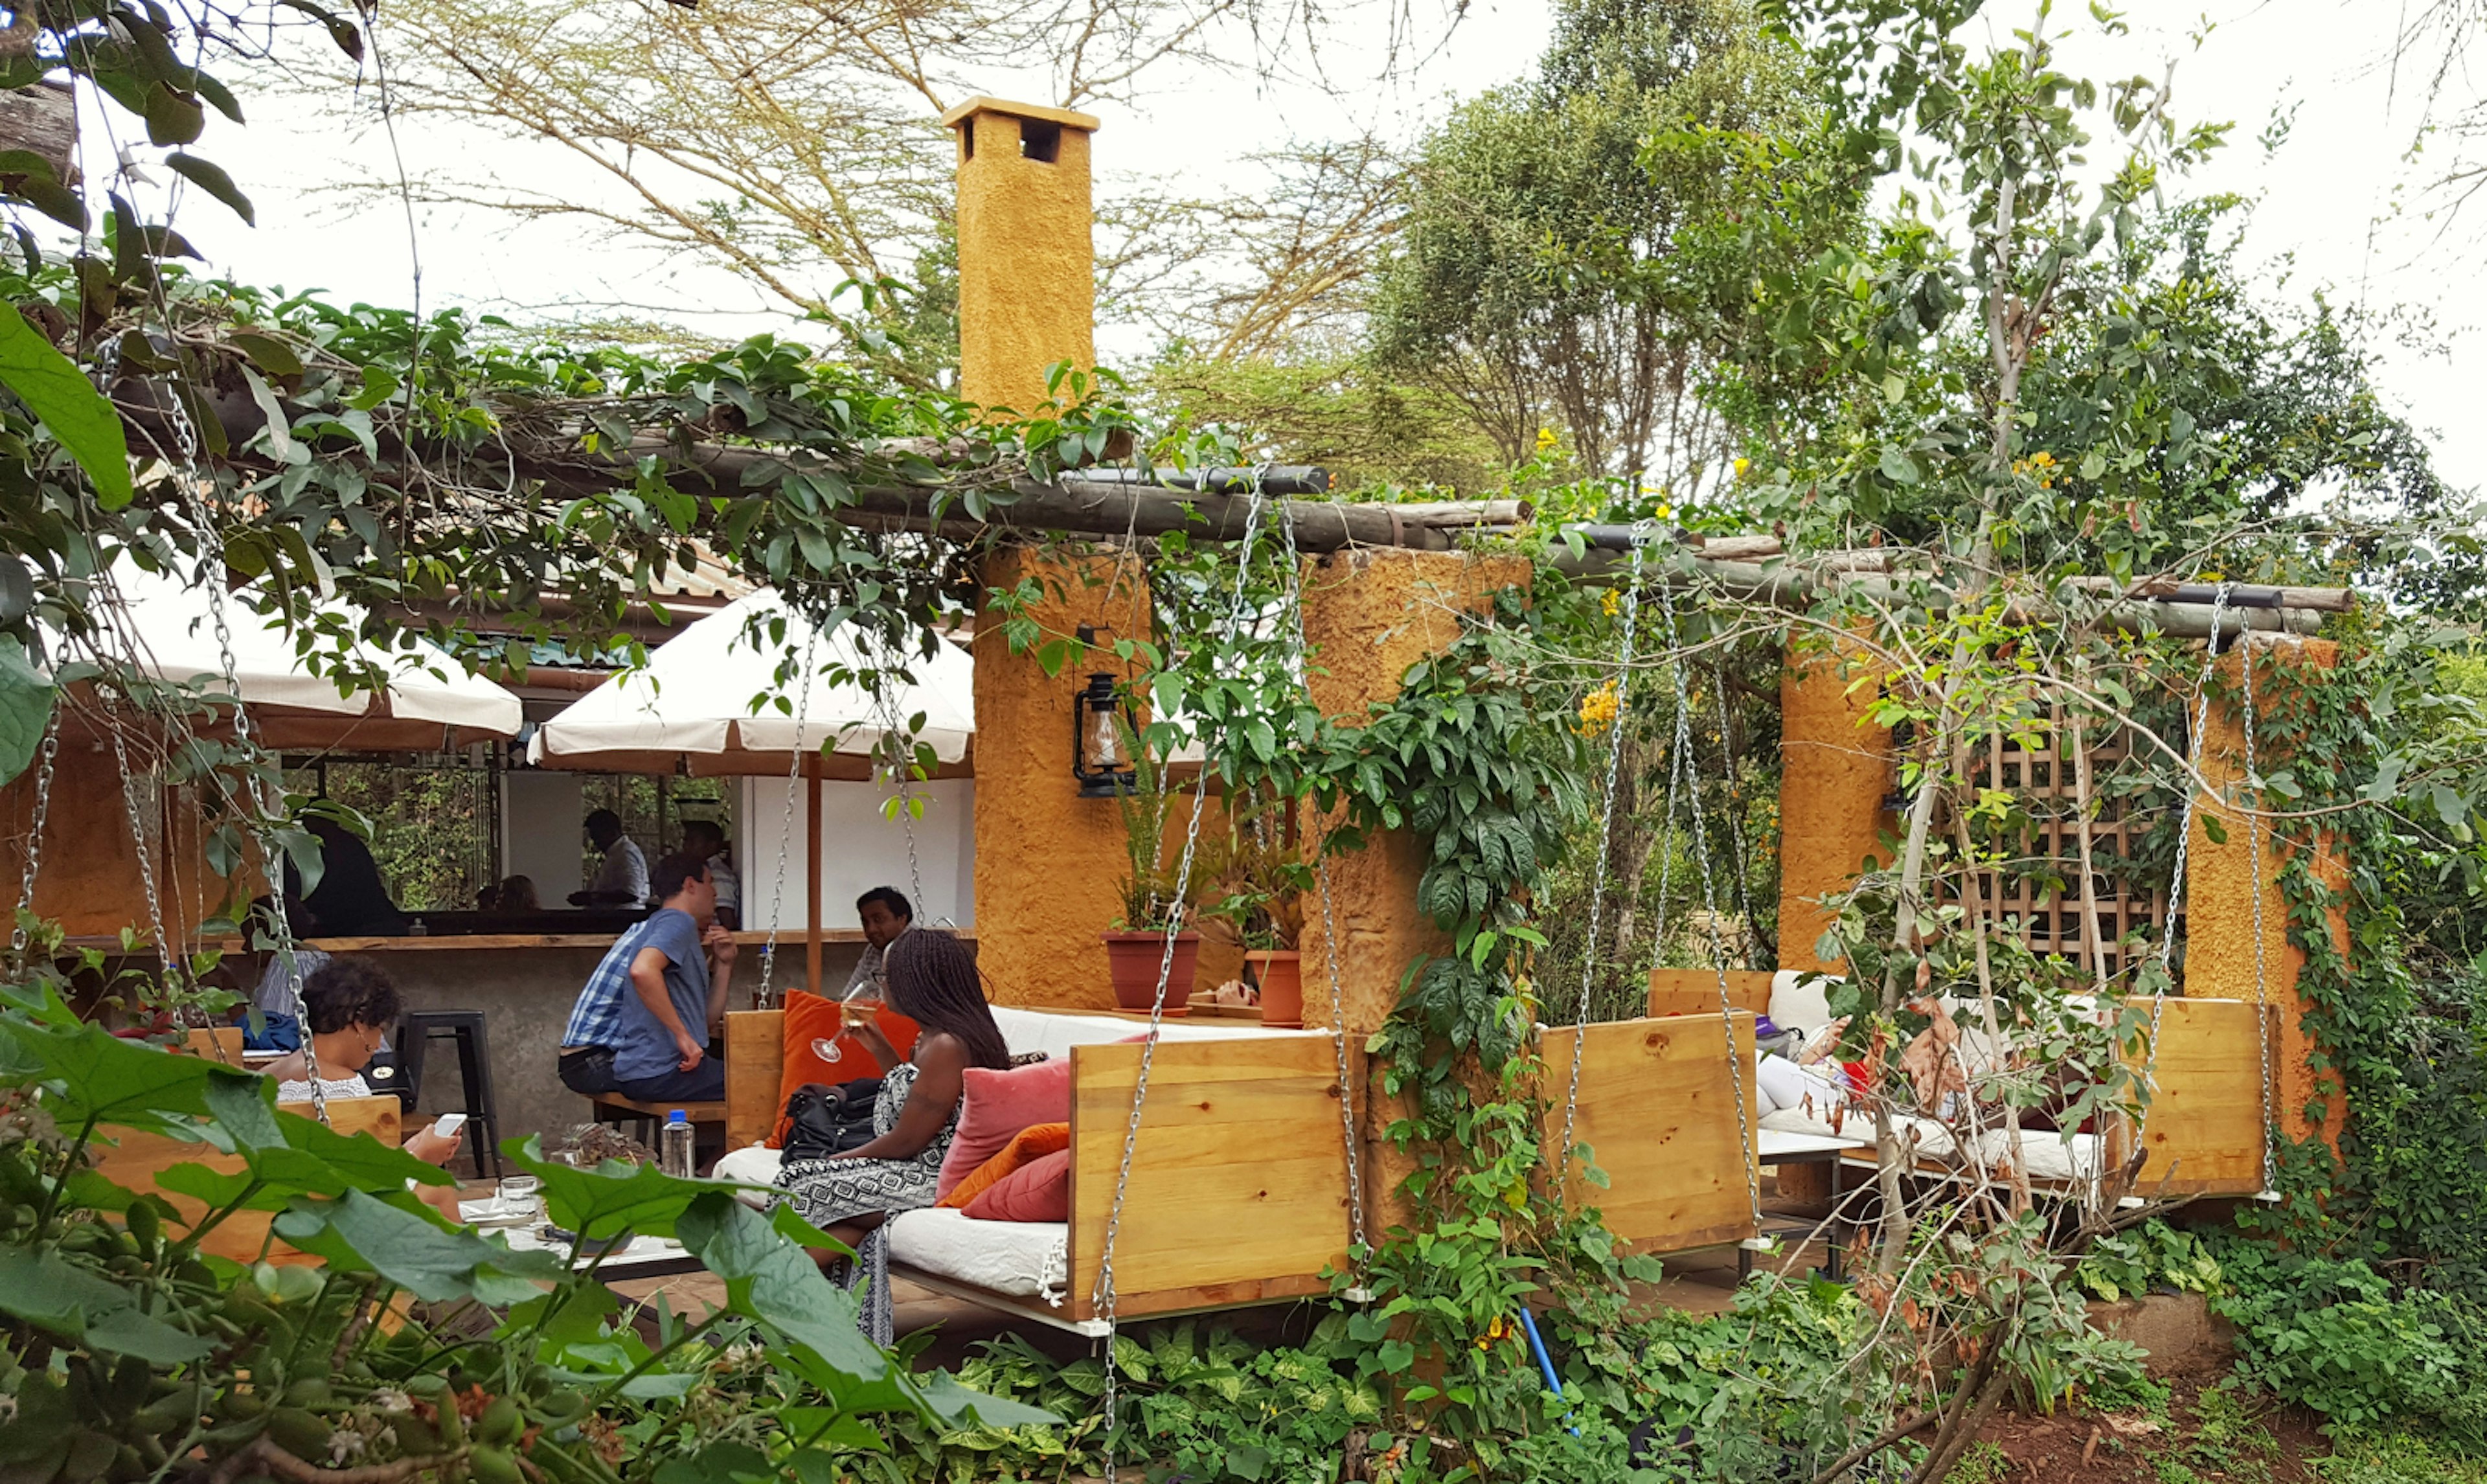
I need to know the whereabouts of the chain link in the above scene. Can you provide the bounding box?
[155,361,327,1121]
[104,691,187,1035]
[1096,479,1269,1484]
[1556,532,1646,1198]
[2142,588,2232,1100]
[2237,625,2278,1197]
[10,710,60,969]
[1277,495,1369,1276]
[758,615,822,1011]
[1657,580,1764,1237]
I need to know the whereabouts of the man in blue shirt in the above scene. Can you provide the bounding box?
[560,851,738,1102]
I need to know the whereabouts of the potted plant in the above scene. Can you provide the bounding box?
[1205,793,1312,1027]
[1102,718,1211,1015]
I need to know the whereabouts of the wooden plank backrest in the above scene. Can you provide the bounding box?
[2131,998,2275,1198]
[1541,1011,1760,1254]
[89,1095,404,1266]
[1646,969,1774,1020]
[1066,1035,1354,1322]
[181,1026,246,1062]
[724,1010,787,1149]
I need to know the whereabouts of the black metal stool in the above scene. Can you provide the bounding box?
[400,1009,503,1178]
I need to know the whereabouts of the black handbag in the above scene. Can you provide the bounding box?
[780,1078,883,1161]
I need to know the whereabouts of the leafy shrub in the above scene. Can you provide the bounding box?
[2211,1246,2465,1431]
[2076,1220,2223,1303]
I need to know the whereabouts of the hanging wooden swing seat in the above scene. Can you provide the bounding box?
[717,1004,1363,1337]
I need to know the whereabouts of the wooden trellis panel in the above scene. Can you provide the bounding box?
[1951,708,2168,982]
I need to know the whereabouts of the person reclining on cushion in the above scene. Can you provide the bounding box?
[258,957,466,1222]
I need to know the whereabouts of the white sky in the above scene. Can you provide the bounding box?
[126,0,2487,491]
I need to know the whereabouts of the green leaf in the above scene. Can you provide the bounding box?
[163,153,254,226]
[672,1191,889,1382]
[0,1248,211,1363]
[344,365,400,411]
[228,331,304,379]
[0,635,54,787]
[0,1012,215,1132]
[142,85,207,147]
[0,306,131,507]
[505,1134,710,1239]
[1877,445,1920,485]
[914,1370,1060,1432]
[273,1188,566,1305]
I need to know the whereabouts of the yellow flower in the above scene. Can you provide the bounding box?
[1576,679,1620,736]
[1654,502,1674,521]
[1475,1315,1510,1351]
[1600,589,1621,617]
[1536,426,1558,452]
[1733,457,1750,478]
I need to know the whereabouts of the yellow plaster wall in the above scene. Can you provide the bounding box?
[1295,548,1528,1237]
[951,101,1096,414]
[970,546,1154,1009]
[1775,637,1894,972]
[2185,636,2345,1151]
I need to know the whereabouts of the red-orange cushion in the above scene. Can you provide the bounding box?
[771,991,920,1149]
[935,1058,1071,1198]
[937,1122,1069,1209]
[964,1147,1071,1222]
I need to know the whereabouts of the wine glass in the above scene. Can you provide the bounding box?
[811,997,880,1066]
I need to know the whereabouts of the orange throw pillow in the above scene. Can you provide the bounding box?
[936,1122,1069,1210]
[771,991,921,1148]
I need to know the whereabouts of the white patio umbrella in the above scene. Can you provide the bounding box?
[525,588,973,777]
[89,561,523,748]
[527,588,974,996]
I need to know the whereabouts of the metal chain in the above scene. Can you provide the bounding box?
[1658,581,1764,1237]
[2237,627,2278,1198]
[758,614,821,1009]
[1556,531,1646,1198]
[1096,479,1269,1484]
[865,628,930,915]
[8,712,60,969]
[1278,493,1368,1278]
[104,691,187,1033]
[2143,588,2232,1078]
[1709,656,1762,954]
[158,367,328,1123]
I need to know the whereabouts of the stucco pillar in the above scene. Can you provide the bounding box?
[2185,635,2345,1151]
[1297,548,1528,1235]
[942,96,1099,413]
[1775,636,1894,973]
[971,546,1152,1009]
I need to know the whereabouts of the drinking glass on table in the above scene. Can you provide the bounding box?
[495,1174,540,1220]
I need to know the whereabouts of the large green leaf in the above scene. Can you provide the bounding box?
[0,636,53,787]
[0,1013,216,1133]
[272,1188,565,1306]
[672,1193,889,1383]
[0,306,130,507]
[0,1248,210,1363]
[505,1134,715,1239]
[203,1072,451,1198]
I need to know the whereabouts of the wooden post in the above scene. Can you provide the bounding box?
[805,754,823,999]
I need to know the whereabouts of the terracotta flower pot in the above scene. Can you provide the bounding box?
[1102,929,1200,1016]
[1245,949,1304,1028]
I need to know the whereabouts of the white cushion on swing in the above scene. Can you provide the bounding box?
[987,1006,1328,1066]
[1766,972,1838,1040]
[1756,1108,2105,1184]
[710,1143,1074,1301]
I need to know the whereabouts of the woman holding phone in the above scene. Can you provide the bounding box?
[262,958,468,1221]
[769,928,1009,1342]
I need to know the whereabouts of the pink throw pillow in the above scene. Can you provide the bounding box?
[963,1148,1071,1222]
[937,1057,1070,1200]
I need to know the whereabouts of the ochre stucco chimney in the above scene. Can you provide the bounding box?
[940,96,1100,412]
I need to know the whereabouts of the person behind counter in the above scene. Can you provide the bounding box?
[681,820,739,930]
[570,809,650,907]
[259,957,464,1220]
[841,886,913,1000]
[558,851,737,1101]
[283,816,407,938]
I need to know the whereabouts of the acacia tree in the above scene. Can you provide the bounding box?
[1367,0,1856,481]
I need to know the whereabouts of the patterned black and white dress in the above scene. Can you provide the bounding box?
[773,1061,959,1343]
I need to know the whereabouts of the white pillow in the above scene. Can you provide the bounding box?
[1767,970,1837,1037]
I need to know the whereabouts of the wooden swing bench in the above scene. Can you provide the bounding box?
[1642,969,2283,1206]
[720,1005,1364,1336]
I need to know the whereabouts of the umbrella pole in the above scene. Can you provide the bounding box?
[806,753,823,998]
